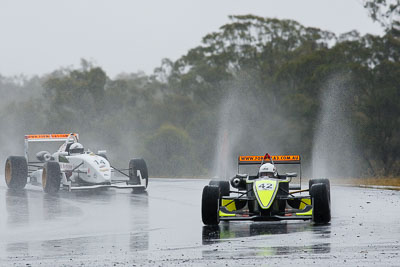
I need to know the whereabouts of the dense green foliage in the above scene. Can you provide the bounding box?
[363,0,400,33]
[0,14,399,178]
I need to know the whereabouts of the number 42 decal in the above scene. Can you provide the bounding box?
[257,183,274,191]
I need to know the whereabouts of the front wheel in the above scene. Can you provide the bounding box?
[209,180,230,196]
[5,156,28,190]
[129,158,148,192]
[310,183,331,224]
[309,178,330,200]
[42,162,61,194]
[201,185,221,225]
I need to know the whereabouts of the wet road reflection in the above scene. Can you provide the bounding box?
[6,190,29,226]
[0,178,399,265]
[1,182,151,265]
[202,221,331,257]
[203,221,313,244]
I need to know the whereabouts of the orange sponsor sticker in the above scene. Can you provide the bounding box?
[238,155,300,163]
[25,133,78,139]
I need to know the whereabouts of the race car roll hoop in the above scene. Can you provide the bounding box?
[4,133,149,193]
[202,153,331,225]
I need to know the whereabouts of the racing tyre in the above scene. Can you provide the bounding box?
[42,161,61,194]
[309,178,330,200]
[202,185,220,225]
[209,180,230,196]
[310,183,331,224]
[129,158,148,192]
[5,156,28,190]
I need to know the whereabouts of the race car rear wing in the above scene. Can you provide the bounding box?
[238,154,302,187]
[238,155,301,165]
[24,133,79,161]
[24,133,79,142]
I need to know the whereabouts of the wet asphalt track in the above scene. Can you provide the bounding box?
[0,178,399,266]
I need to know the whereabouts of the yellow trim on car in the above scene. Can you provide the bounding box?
[299,198,311,210]
[219,210,236,217]
[254,179,278,209]
[222,199,236,211]
[296,208,313,216]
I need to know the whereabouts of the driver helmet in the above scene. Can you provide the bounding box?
[65,139,75,152]
[259,163,277,178]
[69,142,84,154]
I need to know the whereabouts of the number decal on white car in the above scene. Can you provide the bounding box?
[257,183,274,191]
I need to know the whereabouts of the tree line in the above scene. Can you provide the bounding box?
[0,5,399,178]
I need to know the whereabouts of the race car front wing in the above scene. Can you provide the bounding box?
[218,195,313,222]
[219,214,312,222]
[65,183,146,191]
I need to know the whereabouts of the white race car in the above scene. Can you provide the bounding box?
[5,133,148,193]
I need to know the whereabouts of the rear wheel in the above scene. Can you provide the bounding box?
[310,183,331,224]
[129,158,148,192]
[5,156,28,190]
[42,162,61,194]
[209,180,230,196]
[202,185,220,225]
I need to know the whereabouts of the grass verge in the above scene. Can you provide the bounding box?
[333,177,400,188]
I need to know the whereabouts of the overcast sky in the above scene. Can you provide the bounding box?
[0,0,383,78]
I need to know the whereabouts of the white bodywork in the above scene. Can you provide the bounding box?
[63,153,112,184]
[26,133,146,191]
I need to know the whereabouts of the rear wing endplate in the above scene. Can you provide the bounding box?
[238,155,301,165]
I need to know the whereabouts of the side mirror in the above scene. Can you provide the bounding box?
[286,172,297,178]
[97,150,107,155]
